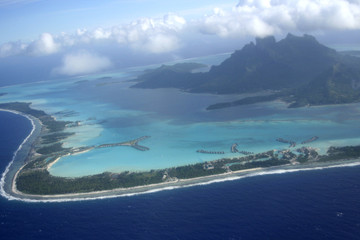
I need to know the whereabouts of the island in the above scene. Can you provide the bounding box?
[1,102,360,200]
[133,34,360,109]
[1,34,360,200]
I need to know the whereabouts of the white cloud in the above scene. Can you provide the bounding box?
[0,13,186,58]
[196,0,360,38]
[293,0,360,31]
[142,34,180,53]
[197,6,276,38]
[111,13,186,53]
[163,13,187,30]
[0,41,27,57]
[56,13,186,53]
[27,33,59,56]
[59,32,76,46]
[1,2,360,59]
[0,33,59,57]
[92,28,112,40]
[55,51,112,76]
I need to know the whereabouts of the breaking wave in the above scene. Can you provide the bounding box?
[1,109,360,203]
[2,159,360,203]
[0,110,36,201]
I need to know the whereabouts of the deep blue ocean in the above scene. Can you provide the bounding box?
[1,111,360,239]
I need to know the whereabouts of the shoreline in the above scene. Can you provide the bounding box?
[0,109,42,200]
[7,157,360,202]
[46,156,65,171]
[1,109,360,202]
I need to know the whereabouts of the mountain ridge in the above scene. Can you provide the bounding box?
[132,34,360,108]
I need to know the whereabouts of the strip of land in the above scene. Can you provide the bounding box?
[9,159,360,202]
[1,102,360,201]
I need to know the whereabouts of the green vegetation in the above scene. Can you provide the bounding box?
[0,102,71,133]
[22,156,54,170]
[207,62,360,110]
[36,143,68,155]
[133,34,346,94]
[0,102,74,171]
[167,163,226,179]
[132,34,360,109]
[137,62,206,78]
[132,62,206,89]
[207,93,282,110]
[229,159,290,171]
[3,101,360,196]
[319,146,360,162]
[17,170,165,195]
[288,64,360,108]
[41,132,75,144]
[15,143,360,195]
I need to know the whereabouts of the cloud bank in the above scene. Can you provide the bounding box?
[54,51,112,76]
[1,0,360,76]
[2,1,360,57]
[111,14,185,53]
[27,33,60,56]
[198,0,360,37]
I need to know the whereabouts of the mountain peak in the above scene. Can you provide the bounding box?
[255,36,276,48]
[303,34,317,41]
[284,33,318,43]
[133,33,358,95]
[285,33,296,39]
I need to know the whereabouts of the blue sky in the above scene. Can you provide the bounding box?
[0,0,235,43]
[0,0,360,82]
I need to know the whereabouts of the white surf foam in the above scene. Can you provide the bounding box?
[2,160,360,203]
[1,108,360,203]
[0,109,36,201]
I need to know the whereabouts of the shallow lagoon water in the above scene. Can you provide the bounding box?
[1,55,360,177]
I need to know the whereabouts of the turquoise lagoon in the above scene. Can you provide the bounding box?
[1,55,360,177]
